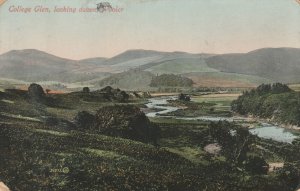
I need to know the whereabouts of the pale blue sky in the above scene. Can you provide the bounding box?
[0,0,299,59]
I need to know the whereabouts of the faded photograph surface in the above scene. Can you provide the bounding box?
[0,0,300,190]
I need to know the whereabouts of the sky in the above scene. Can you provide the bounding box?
[0,0,300,59]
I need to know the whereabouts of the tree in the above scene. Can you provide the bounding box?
[82,87,90,93]
[178,93,191,101]
[244,155,269,175]
[115,91,129,102]
[74,111,95,129]
[28,83,45,102]
[277,163,300,189]
[94,105,159,143]
[209,122,253,165]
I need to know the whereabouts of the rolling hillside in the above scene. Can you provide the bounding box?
[1,47,300,90]
[206,48,300,83]
[97,69,155,90]
[0,49,108,83]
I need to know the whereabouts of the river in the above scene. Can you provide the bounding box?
[145,96,298,143]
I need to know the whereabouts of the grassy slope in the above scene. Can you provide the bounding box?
[0,90,218,190]
[206,48,300,83]
[96,69,155,90]
[145,58,272,88]
[185,72,272,87]
[0,89,296,190]
[146,58,218,74]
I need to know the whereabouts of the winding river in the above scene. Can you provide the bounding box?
[145,96,298,143]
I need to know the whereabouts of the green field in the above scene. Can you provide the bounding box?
[191,93,240,113]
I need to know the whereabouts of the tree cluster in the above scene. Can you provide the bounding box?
[74,105,159,144]
[232,83,300,125]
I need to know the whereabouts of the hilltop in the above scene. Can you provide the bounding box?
[1,47,300,90]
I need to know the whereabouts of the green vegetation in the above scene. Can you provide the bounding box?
[150,74,193,87]
[97,69,154,90]
[206,48,300,83]
[163,93,237,117]
[160,99,232,118]
[146,58,218,74]
[232,83,300,125]
[93,105,159,143]
[185,71,272,87]
[1,83,300,190]
[178,93,191,101]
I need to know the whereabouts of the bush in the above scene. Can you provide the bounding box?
[74,111,96,129]
[178,93,191,101]
[277,163,300,189]
[28,83,45,102]
[82,87,90,93]
[94,105,159,143]
[115,91,129,102]
[244,155,269,175]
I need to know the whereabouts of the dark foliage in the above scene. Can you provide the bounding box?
[178,93,191,101]
[94,86,130,102]
[74,111,96,129]
[244,155,269,175]
[232,83,300,125]
[276,163,300,189]
[82,87,90,93]
[94,105,159,143]
[209,121,254,166]
[28,83,46,102]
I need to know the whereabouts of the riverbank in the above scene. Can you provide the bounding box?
[236,113,300,132]
[145,96,299,143]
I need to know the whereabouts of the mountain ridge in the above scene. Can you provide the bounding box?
[1,47,300,88]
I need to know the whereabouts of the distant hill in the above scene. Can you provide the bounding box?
[0,49,108,83]
[146,57,217,75]
[97,69,155,90]
[206,48,300,83]
[77,57,107,65]
[150,74,193,87]
[183,72,272,88]
[102,49,167,65]
[102,49,206,73]
[1,48,300,89]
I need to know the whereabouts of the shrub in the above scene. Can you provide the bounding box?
[244,155,269,175]
[94,105,159,143]
[28,83,45,102]
[82,87,90,93]
[178,93,191,101]
[74,111,96,129]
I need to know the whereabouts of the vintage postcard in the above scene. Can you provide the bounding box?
[0,0,300,190]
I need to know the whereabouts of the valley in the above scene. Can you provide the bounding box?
[1,83,300,190]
